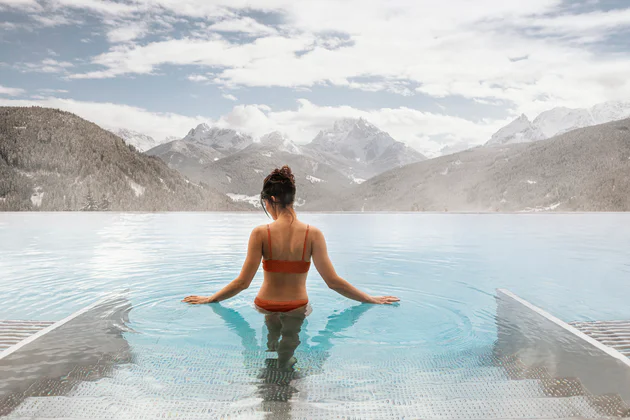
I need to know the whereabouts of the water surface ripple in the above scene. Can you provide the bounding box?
[2,213,630,417]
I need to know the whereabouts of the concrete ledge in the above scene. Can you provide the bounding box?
[495,288,630,401]
[0,292,132,416]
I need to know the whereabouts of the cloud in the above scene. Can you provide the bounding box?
[58,1,630,120]
[38,88,69,93]
[31,13,78,27]
[52,0,138,16]
[222,93,238,101]
[20,58,74,73]
[523,8,630,36]
[187,74,210,82]
[208,17,278,35]
[106,21,149,43]
[0,96,207,141]
[0,21,20,30]
[69,35,313,79]
[0,0,41,12]
[0,85,26,96]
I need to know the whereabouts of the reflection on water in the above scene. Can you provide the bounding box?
[210,304,373,419]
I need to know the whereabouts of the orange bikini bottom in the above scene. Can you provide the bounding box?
[254,297,308,312]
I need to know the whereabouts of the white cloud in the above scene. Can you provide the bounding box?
[70,35,313,79]
[31,13,77,27]
[61,1,630,121]
[38,88,69,93]
[0,85,26,96]
[0,97,207,141]
[222,93,237,101]
[523,8,630,35]
[208,17,277,35]
[52,0,138,16]
[0,0,41,12]
[107,22,149,43]
[187,74,209,82]
[20,58,74,73]
[0,22,19,30]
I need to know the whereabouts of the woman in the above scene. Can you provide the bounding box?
[183,165,400,309]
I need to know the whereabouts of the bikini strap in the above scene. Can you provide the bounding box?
[266,224,272,259]
[302,224,310,261]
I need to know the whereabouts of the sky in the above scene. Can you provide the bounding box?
[0,0,629,156]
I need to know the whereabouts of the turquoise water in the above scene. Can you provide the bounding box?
[2,213,630,418]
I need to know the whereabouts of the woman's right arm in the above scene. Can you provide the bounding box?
[311,227,399,305]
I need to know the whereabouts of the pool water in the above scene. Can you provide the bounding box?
[1,213,630,419]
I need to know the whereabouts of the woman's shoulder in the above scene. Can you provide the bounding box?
[251,224,268,237]
[306,224,322,239]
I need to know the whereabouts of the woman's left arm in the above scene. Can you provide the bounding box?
[183,227,263,304]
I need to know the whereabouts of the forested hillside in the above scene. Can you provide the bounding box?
[0,107,244,211]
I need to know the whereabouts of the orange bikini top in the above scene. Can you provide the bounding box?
[262,224,311,273]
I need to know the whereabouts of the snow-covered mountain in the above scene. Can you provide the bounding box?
[183,124,253,155]
[486,114,546,146]
[259,131,302,154]
[145,139,224,180]
[146,125,254,180]
[194,133,351,211]
[487,101,630,147]
[303,118,427,179]
[110,128,159,152]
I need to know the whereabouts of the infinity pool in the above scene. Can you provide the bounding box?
[1,213,630,419]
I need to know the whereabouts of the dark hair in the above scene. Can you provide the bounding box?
[260,165,296,218]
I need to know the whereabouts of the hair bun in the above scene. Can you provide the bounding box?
[271,165,295,185]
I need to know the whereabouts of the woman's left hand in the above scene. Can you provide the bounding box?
[182,295,213,304]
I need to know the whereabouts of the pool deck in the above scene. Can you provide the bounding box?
[570,321,630,359]
[0,320,55,352]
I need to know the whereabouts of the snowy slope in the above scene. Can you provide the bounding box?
[110,128,159,152]
[533,108,593,138]
[259,131,302,154]
[487,101,630,147]
[309,118,396,162]
[183,124,253,154]
[590,100,630,125]
[486,115,546,146]
[303,118,426,178]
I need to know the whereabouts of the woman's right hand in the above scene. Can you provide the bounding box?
[368,296,400,304]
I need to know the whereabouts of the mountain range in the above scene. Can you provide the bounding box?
[2,104,629,212]
[330,117,630,212]
[487,101,630,146]
[144,118,427,206]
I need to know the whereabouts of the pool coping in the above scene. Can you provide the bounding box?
[497,289,630,368]
[0,292,124,362]
[497,288,630,404]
